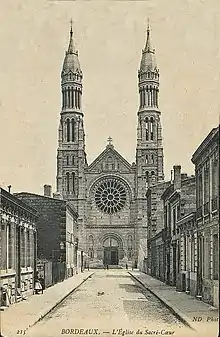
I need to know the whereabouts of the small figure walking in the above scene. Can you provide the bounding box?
[125,263,128,270]
[39,276,45,293]
[106,264,109,270]
[34,277,43,295]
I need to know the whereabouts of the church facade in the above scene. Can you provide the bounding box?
[55,25,164,268]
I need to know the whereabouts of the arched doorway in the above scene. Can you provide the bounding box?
[103,237,119,265]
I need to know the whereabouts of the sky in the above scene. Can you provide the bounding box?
[0,0,219,195]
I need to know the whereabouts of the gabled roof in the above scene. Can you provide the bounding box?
[88,144,132,172]
[191,126,219,164]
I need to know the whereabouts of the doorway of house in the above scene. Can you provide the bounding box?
[103,237,119,265]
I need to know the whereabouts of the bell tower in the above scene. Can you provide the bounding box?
[135,24,164,267]
[56,23,87,210]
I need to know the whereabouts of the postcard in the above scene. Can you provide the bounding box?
[0,1,219,337]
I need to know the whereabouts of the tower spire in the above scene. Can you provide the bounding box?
[61,23,83,113]
[70,19,73,36]
[144,19,151,52]
[67,19,75,54]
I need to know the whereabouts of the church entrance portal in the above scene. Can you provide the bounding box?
[103,237,119,265]
[104,247,118,265]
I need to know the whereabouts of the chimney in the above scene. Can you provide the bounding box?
[170,170,173,183]
[173,165,181,190]
[44,184,52,197]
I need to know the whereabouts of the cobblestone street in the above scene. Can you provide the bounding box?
[27,270,184,337]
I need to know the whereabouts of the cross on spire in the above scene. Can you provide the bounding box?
[107,136,113,146]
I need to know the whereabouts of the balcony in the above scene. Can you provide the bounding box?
[212,197,218,212]
[204,202,210,216]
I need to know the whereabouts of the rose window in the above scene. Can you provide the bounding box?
[94,178,127,214]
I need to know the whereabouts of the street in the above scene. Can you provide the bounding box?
[27,270,184,337]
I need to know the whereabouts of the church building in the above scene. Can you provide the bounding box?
[55,24,164,268]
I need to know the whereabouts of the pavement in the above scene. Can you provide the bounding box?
[129,271,219,335]
[26,269,185,337]
[0,271,93,337]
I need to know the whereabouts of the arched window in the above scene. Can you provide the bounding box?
[78,91,81,109]
[88,235,94,248]
[150,117,154,140]
[145,118,149,140]
[147,87,150,106]
[150,87,152,107]
[72,172,75,192]
[151,154,154,164]
[146,155,148,164]
[127,235,133,249]
[66,119,70,142]
[151,171,155,176]
[68,87,70,108]
[107,156,114,170]
[156,88,159,107]
[146,171,149,188]
[66,155,69,165]
[66,172,70,193]
[143,87,146,106]
[72,156,74,165]
[103,237,119,247]
[76,89,78,109]
[71,119,75,142]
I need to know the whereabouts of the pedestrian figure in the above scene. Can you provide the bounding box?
[39,276,45,293]
[106,264,109,270]
[34,277,43,295]
[125,263,128,270]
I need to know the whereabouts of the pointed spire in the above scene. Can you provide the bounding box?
[67,19,75,54]
[144,19,151,52]
[62,21,81,74]
[139,21,157,72]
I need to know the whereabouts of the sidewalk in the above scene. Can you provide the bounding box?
[0,271,93,337]
[129,271,219,333]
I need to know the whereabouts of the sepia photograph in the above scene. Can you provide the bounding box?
[0,1,219,337]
